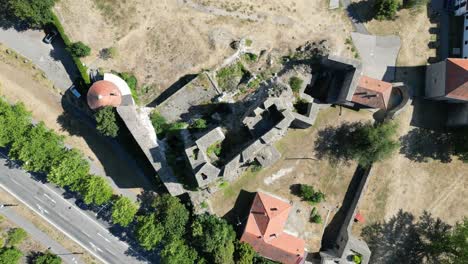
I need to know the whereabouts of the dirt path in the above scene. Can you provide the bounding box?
[0,44,152,194]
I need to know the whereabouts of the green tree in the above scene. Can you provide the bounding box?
[9,122,65,172]
[48,149,90,188]
[32,251,61,264]
[299,184,325,204]
[0,247,22,264]
[192,214,236,264]
[234,241,255,264]
[68,42,91,58]
[443,218,468,263]
[76,175,113,205]
[7,228,27,246]
[4,0,56,28]
[160,239,199,264]
[95,106,119,138]
[111,196,138,227]
[289,76,303,93]
[134,213,164,251]
[152,194,189,240]
[0,100,31,147]
[374,0,400,20]
[190,118,207,130]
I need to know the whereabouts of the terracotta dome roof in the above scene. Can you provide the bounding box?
[87,80,122,110]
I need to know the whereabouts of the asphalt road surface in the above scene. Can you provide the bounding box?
[0,207,83,264]
[0,28,78,90]
[0,152,149,264]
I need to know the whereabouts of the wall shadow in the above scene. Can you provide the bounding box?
[222,189,256,236]
[146,74,198,107]
[49,37,80,84]
[347,1,375,23]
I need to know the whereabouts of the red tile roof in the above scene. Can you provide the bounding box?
[445,58,468,101]
[87,80,122,110]
[241,192,305,264]
[352,75,393,110]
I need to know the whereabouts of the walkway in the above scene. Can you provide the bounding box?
[0,207,83,264]
[341,0,369,34]
[0,28,78,90]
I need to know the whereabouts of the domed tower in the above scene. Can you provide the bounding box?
[86,80,123,110]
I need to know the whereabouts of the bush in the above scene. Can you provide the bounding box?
[0,247,22,264]
[289,76,303,93]
[375,0,400,20]
[100,47,118,60]
[216,62,247,91]
[242,53,258,63]
[95,106,119,138]
[32,251,61,264]
[402,0,428,8]
[116,72,139,103]
[68,41,91,58]
[207,141,222,157]
[310,208,322,224]
[353,254,362,264]
[245,39,253,47]
[190,118,208,130]
[7,228,27,246]
[299,184,325,204]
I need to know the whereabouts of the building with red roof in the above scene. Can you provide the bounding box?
[426,58,468,103]
[352,76,393,110]
[240,192,306,264]
[87,80,122,110]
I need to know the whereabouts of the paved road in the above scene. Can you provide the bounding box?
[0,153,149,264]
[0,207,83,264]
[0,28,78,90]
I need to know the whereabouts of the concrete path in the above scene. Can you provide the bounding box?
[0,207,83,264]
[351,32,401,81]
[0,152,151,264]
[0,28,78,90]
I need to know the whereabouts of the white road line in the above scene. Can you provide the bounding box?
[10,178,20,185]
[82,231,91,237]
[36,204,49,215]
[0,183,109,264]
[89,242,103,252]
[43,193,56,204]
[97,233,111,243]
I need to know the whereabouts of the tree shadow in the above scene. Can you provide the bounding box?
[361,209,451,264]
[314,122,363,165]
[347,1,375,23]
[399,128,454,163]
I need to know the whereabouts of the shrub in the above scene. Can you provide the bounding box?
[190,118,208,130]
[32,251,61,264]
[289,76,303,93]
[150,111,168,137]
[68,41,91,58]
[95,106,119,138]
[402,0,428,8]
[299,184,325,204]
[353,254,362,264]
[374,0,400,20]
[0,247,22,264]
[100,47,118,60]
[117,72,139,103]
[216,62,247,91]
[207,141,222,157]
[245,39,253,47]
[310,208,322,224]
[7,228,27,246]
[242,53,258,63]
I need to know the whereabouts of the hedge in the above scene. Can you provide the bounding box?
[49,13,90,85]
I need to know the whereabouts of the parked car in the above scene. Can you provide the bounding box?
[43,30,58,44]
[69,85,81,98]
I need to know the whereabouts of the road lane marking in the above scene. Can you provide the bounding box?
[0,183,110,264]
[36,204,49,215]
[97,232,111,243]
[89,242,103,252]
[43,193,56,204]
[10,178,20,185]
[82,231,90,237]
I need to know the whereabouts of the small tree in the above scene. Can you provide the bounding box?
[68,42,91,58]
[160,239,199,264]
[48,149,90,189]
[0,247,22,264]
[289,76,303,93]
[32,251,62,264]
[134,213,164,251]
[111,196,138,227]
[190,118,207,130]
[152,194,189,240]
[374,0,400,20]
[299,184,325,204]
[76,175,113,205]
[234,241,255,264]
[7,228,27,246]
[95,106,119,138]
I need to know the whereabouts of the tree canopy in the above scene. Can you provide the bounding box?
[68,42,91,58]
[9,122,65,172]
[315,121,399,166]
[76,175,113,205]
[48,149,90,189]
[111,196,138,227]
[192,214,236,264]
[3,0,57,28]
[0,100,31,147]
[0,247,22,264]
[134,213,164,251]
[234,241,255,264]
[7,228,27,246]
[160,239,199,264]
[32,251,61,264]
[95,106,119,138]
[374,0,400,20]
[152,194,190,240]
